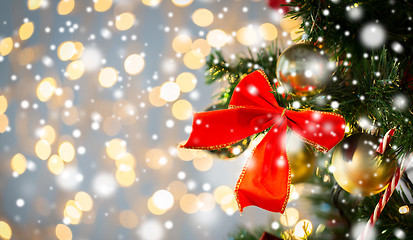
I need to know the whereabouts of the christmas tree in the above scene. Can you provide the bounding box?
[182,0,413,239]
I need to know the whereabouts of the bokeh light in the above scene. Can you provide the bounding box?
[152,190,174,210]
[236,27,259,46]
[167,180,188,199]
[183,51,205,69]
[193,153,213,171]
[147,197,167,215]
[176,144,194,161]
[115,152,136,169]
[66,60,85,80]
[0,114,9,133]
[55,224,72,240]
[57,0,75,15]
[198,192,215,212]
[35,139,51,160]
[106,138,126,160]
[71,42,84,60]
[28,0,43,10]
[37,77,57,102]
[115,166,136,187]
[115,12,135,31]
[172,0,193,7]
[148,86,167,107]
[0,37,13,56]
[172,99,193,120]
[58,41,77,61]
[206,29,227,48]
[0,221,12,240]
[145,148,169,169]
[119,210,139,228]
[213,185,234,204]
[124,54,145,75]
[192,8,214,27]
[280,207,300,226]
[191,39,211,57]
[160,82,180,102]
[74,192,93,211]
[48,155,65,175]
[19,22,34,40]
[11,153,27,175]
[179,194,199,214]
[172,35,192,53]
[94,0,112,12]
[259,23,278,41]
[0,95,7,114]
[39,125,56,144]
[294,219,313,239]
[142,0,162,7]
[58,142,75,163]
[98,67,118,88]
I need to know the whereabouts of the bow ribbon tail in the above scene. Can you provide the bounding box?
[235,119,291,213]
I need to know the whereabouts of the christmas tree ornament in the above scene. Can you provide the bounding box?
[205,104,251,159]
[276,43,335,96]
[286,133,316,184]
[331,133,396,196]
[180,70,345,213]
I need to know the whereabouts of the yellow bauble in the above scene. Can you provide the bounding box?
[286,133,316,184]
[331,133,396,196]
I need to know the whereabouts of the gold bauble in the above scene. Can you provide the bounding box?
[286,133,316,184]
[331,133,396,196]
[276,43,335,96]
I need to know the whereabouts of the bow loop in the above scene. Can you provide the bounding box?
[285,110,346,152]
[229,70,281,110]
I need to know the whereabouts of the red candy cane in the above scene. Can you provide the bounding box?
[357,129,411,240]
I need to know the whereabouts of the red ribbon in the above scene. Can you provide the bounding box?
[181,70,346,213]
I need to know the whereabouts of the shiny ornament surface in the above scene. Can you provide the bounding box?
[276,43,335,96]
[331,133,396,196]
[286,133,316,184]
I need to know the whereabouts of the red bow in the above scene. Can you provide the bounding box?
[181,70,345,213]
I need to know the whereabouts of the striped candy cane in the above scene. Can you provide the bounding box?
[357,129,411,240]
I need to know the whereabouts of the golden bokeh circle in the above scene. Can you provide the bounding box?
[206,29,227,48]
[172,99,193,120]
[66,60,85,80]
[172,35,192,53]
[58,141,75,163]
[11,153,27,175]
[148,86,166,107]
[19,22,34,40]
[124,54,145,75]
[48,155,64,175]
[0,95,7,114]
[180,194,199,214]
[94,0,112,12]
[55,224,72,240]
[0,37,13,56]
[106,138,127,160]
[35,139,51,160]
[119,210,139,228]
[98,67,118,88]
[115,12,136,31]
[192,8,214,27]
